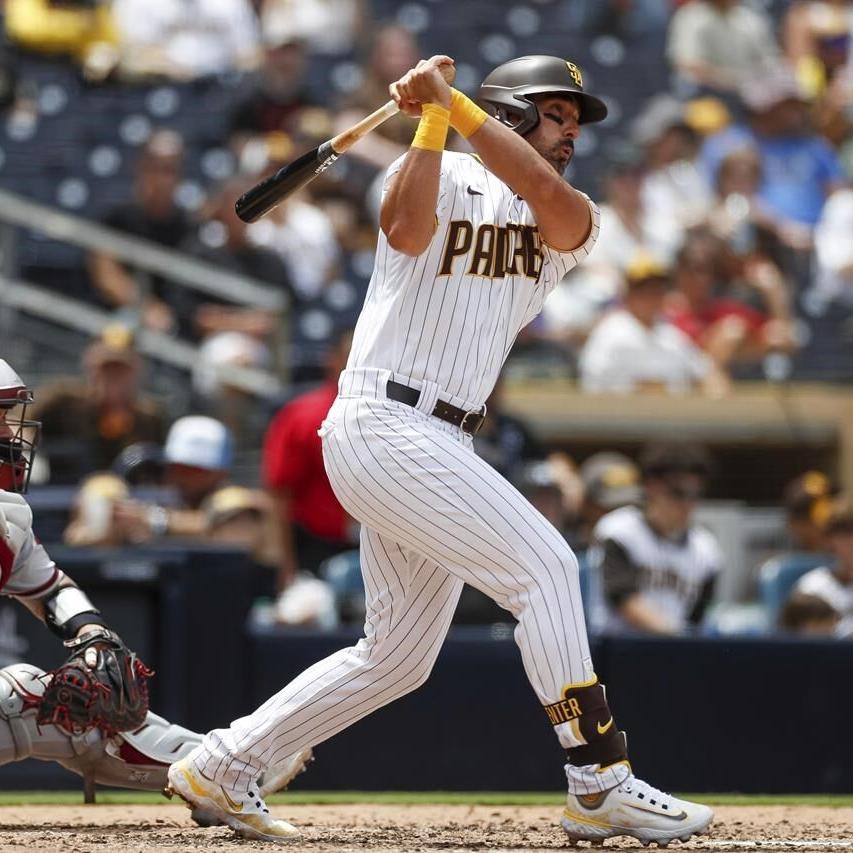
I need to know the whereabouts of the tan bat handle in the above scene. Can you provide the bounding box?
[330,99,402,154]
[329,64,456,155]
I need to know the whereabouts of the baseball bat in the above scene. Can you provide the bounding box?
[235,65,455,223]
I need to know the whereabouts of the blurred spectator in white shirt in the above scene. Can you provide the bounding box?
[807,188,853,313]
[580,254,727,397]
[260,0,366,56]
[113,0,261,81]
[248,195,340,301]
[589,442,721,635]
[788,501,853,637]
[634,95,717,243]
[543,144,673,345]
[667,0,782,97]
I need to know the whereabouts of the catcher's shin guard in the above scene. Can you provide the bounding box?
[0,664,94,764]
[0,663,200,790]
[544,676,628,770]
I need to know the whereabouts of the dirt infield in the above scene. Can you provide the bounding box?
[0,803,850,852]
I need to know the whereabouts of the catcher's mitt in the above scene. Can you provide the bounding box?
[38,628,154,737]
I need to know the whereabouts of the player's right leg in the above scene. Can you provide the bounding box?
[318,389,712,845]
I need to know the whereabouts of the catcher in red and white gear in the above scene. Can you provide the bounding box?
[0,358,152,735]
[0,358,312,802]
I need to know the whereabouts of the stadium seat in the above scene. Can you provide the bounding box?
[757,552,832,626]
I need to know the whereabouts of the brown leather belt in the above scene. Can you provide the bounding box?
[386,380,487,436]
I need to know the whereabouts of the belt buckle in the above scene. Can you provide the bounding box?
[460,404,487,436]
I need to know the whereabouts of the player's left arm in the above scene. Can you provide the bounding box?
[463,112,592,251]
[2,491,152,735]
[1,491,107,639]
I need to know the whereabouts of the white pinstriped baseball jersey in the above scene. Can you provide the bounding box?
[348,151,600,407]
[192,152,629,798]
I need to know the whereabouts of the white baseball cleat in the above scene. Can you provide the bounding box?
[188,747,314,827]
[561,774,713,847]
[166,756,300,843]
[258,746,315,798]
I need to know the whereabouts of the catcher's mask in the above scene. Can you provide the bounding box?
[0,359,39,493]
[477,55,608,136]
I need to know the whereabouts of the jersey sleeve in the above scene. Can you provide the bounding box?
[380,151,460,220]
[539,195,601,285]
[3,537,62,598]
[0,491,61,598]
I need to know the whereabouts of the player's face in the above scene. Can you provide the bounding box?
[646,473,704,532]
[0,407,26,491]
[526,95,581,174]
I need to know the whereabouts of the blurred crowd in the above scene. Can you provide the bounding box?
[17,323,853,642]
[2,1,853,637]
[0,0,850,390]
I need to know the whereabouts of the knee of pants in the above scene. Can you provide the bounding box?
[519,543,580,594]
[357,633,443,693]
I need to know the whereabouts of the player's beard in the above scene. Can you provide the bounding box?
[530,139,574,174]
[550,139,574,174]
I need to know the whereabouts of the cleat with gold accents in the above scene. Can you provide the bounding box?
[166,756,299,843]
[561,774,713,847]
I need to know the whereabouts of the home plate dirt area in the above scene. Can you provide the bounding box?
[0,803,849,852]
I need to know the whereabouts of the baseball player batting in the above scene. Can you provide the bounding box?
[168,54,715,846]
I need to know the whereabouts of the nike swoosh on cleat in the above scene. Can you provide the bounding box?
[220,787,244,813]
[628,803,688,820]
[466,185,483,195]
[596,717,614,734]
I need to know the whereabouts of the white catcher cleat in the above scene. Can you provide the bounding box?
[258,746,314,798]
[561,774,713,847]
[166,755,300,843]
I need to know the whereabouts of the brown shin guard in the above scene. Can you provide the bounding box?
[543,679,628,768]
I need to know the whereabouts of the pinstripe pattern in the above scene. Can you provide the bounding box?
[192,155,627,797]
[196,378,626,795]
[348,152,600,409]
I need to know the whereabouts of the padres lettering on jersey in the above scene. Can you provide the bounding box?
[348,151,600,407]
[438,221,543,279]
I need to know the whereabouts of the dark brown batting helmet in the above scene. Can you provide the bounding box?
[477,55,608,135]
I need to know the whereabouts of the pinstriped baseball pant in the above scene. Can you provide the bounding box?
[194,368,629,795]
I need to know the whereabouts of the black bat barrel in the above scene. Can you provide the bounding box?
[235,141,337,223]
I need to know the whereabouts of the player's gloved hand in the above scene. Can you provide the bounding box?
[37,626,154,737]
